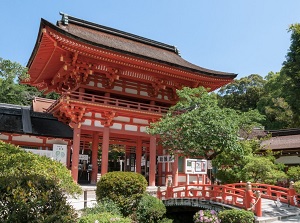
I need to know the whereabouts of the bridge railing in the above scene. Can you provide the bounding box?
[157,182,300,217]
[218,182,300,207]
[157,182,262,217]
[158,184,248,208]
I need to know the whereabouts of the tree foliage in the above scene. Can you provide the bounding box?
[257,72,294,129]
[280,23,300,126]
[136,194,167,223]
[218,74,266,112]
[241,155,286,184]
[0,173,77,223]
[96,171,147,216]
[0,141,81,195]
[286,166,300,181]
[148,87,263,160]
[0,57,59,105]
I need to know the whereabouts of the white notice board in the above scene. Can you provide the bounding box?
[185,159,207,174]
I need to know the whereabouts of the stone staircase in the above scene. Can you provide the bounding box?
[256,198,300,223]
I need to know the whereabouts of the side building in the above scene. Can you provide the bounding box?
[17,13,238,186]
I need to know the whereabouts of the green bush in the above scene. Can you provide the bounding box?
[78,212,131,223]
[287,166,300,181]
[96,171,147,216]
[136,193,167,223]
[81,198,121,216]
[158,218,173,223]
[218,209,254,223]
[0,141,81,195]
[294,181,300,194]
[0,173,77,223]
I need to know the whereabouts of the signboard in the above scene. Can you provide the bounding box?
[53,144,67,165]
[24,144,68,166]
[157,155,174,163]
[185,159,207,174]
[24,148,53,159]
[79,154,89,161]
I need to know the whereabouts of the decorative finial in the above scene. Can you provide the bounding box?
[59,12,69,25]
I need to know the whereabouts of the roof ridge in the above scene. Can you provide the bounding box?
[58,12,180,55]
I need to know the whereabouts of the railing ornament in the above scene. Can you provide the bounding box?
[246,181,252,191]
[289,181,294,189]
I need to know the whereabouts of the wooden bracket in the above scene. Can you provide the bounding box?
[101,110,117,127]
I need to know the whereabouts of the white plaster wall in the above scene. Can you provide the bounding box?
[113,86,122,92]
[82,119,92,126]
[0,134,9,140]
[125,125,138,131]
[133,118,148,125]
[13,135,42,143]
[114,116,130,122]
[111,123,122,130]
[125,88,137,94]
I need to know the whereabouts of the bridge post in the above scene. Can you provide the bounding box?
[288,181,296,206]
[157,186,161,199]
[245,182,254,210]
[254,190,262,217]
[166,179,173,199]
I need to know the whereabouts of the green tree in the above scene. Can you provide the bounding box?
[257,72,294,129]
[214,139,259,184]
[280,23,300,126]
[241,155,286,184]
[148,87,263,160]
[218,74,266,112]
[0,57,59,105]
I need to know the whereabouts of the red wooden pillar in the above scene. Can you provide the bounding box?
[101,127,109,175]
[165,154,170,185]
[136,137,142,173]
[91,132,99,184]
[172,154,178,186]
[157,145,163,186]
[71,125,81,182]
[67,144,71,168]
[149,135,156,186]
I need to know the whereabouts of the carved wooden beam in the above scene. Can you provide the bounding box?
[103,67,120,89]
[100,111,117,127]
[148,78,166,97]
[49,54,94,92]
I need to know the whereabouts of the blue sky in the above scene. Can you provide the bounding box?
[1,1,300,79]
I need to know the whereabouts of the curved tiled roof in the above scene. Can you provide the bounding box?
[31,13,236,79]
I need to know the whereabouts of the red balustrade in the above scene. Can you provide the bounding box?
[47,91,169,114]
[157,182,300,217]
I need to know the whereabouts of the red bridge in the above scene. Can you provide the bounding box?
[157,182,300,217]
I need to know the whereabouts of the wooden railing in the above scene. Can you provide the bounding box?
[157,182,300,217]
[47,91,169,114]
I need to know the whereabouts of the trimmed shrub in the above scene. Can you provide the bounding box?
[0,173,77,223]
[96,171,147,216]
[81,198,121,216]
[78,212,131,223]
[218,209,255,223]
[0,141,81,195]
[158,218,173,223]
[136,193,167,223]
